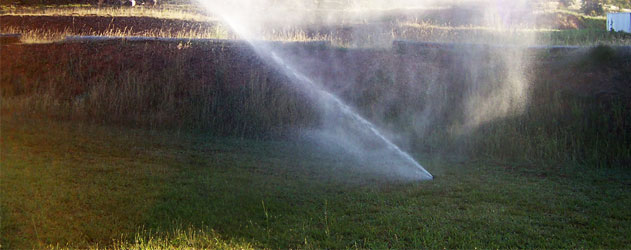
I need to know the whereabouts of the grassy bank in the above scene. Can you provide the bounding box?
[2,114,631,248]
[1,41,318,138]
[2,42,630,167]
[3,9,631,46]
[540,28,631,46]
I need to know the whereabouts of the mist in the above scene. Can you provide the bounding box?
[194,0,540,181]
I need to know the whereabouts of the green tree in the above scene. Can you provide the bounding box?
[582,0,605,16]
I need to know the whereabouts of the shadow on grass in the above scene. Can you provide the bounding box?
[2,115,631,249]
[138,130,429,248]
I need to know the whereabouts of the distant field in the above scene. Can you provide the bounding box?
[2,4,631,46]
[0,4,210,20]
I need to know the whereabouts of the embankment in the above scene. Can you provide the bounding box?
[2,39,629,166]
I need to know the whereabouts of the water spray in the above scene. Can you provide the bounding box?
[195,0,433,181]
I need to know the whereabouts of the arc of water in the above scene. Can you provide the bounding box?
[196,0,433,180]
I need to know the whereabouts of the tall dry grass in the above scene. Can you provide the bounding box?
[1,42,318,138]
[1,4,211,21]
[2,41,629,167]
[0,26,232,43]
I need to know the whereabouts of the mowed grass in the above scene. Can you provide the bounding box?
[2,114,630,248]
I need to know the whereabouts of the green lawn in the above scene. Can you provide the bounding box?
[2,115,630,249]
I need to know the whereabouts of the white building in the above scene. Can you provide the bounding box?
[607,13,631,33]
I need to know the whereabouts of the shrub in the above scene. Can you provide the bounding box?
[582,0,605,16]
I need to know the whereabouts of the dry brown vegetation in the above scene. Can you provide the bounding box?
[0,15,229,43]
[2,40,630,166]
[1,41,318,137]
[3,4,631,46]
[0,4,210,20]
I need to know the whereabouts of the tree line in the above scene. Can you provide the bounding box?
[561,0,631,15]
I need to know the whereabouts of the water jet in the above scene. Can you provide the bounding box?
[195,0,433,181]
